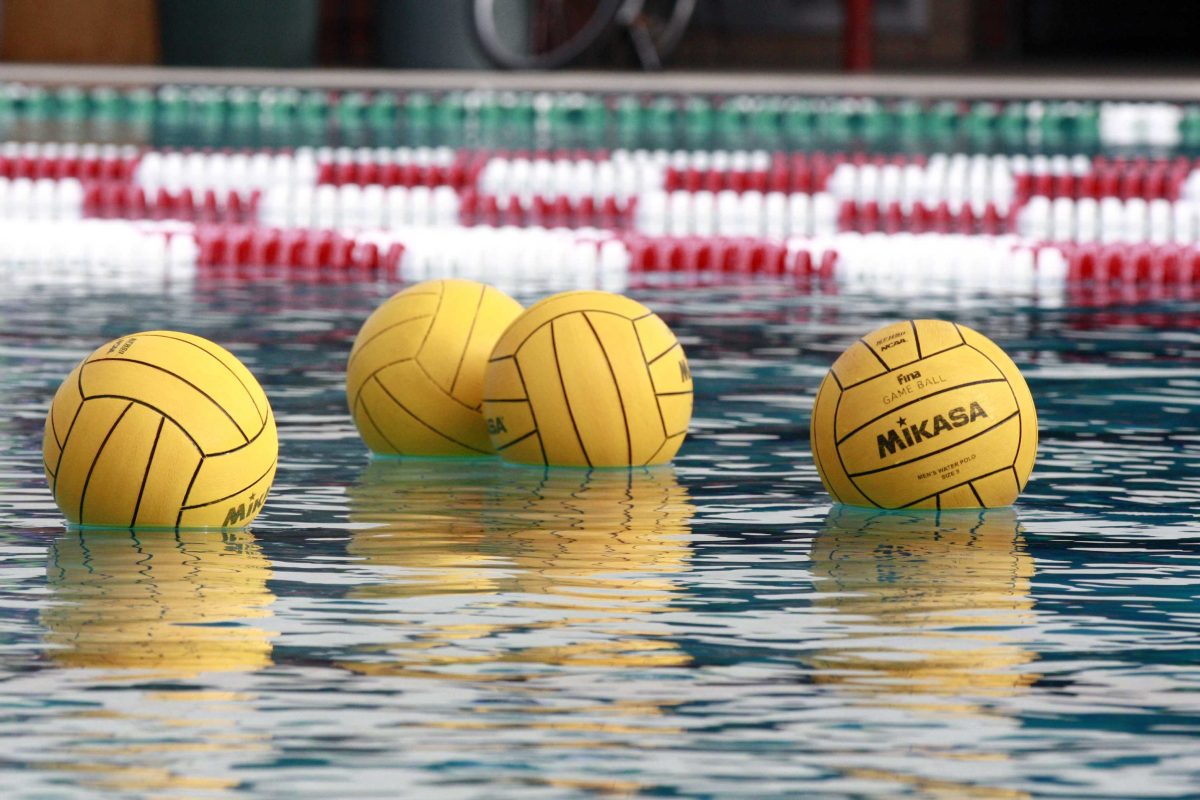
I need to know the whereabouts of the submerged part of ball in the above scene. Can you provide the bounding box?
[811,319,1037,509]
[347,279,523,457]
[43,331,277,528]
[482,290,692,467]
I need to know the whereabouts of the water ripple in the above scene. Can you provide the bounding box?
[0,283,1198,797]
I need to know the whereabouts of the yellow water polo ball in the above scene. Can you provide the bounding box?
[346,279,523,456]
[482,290,693,467]
[43,331,277,528]
[811,319,1037,509]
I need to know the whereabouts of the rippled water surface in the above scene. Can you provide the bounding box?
[2,279,1199,798]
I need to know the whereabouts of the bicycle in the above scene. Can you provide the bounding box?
[471,0,697,70]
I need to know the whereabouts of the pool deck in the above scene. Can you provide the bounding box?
[1,63,1200,101]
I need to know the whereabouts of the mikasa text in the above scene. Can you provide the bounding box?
[876,401,989,459]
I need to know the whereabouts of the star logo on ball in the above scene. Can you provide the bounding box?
[896,416,907,426]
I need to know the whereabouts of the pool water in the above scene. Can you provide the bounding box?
[2,278,1199,798]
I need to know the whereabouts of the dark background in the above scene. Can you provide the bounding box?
[0,0,1196,71]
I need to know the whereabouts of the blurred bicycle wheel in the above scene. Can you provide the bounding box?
[472,0,624,69]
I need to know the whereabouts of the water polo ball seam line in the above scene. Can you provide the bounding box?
[355,393,405,455]
[351,356,418,410]
[503,309,657,360]
[642,438,669,467]
[911,320,922,360]
[412,357,481,413]
[641,431,685,467]
[551,319,593,468]
[523,291,652,322]
[632,318,669,440]
[49,404,63,451]
[414,280,447,356]
[838,341,971,391]
[968,482,986,506]
[372,375,491,455]
[858,337,891,371]
[655,390,692,396]
[809,374,826,477]
[139,332,268,427]
[53,371,89,493]
[75,395,205,454]
[178,457,205,519]
[957,325,1027,475]
[77,401,134,522]
[1010,465,1025,492]
[179,459,276,510]
[345,313,434,371]
[826,368,844,392]
[835,386,881,508]
[495,428,539,453]
[512,356,547,464]
[129,416,165,527]
[207,406,274,456]
[447,285,488,400]
[646,341,681,366]
[844,409,1020,479]
[898,465,1014,510]
[583,312,632,465]
[85,358,249,443]
[833,377,1010,447]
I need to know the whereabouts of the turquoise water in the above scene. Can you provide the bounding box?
[2,278,1199,798]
